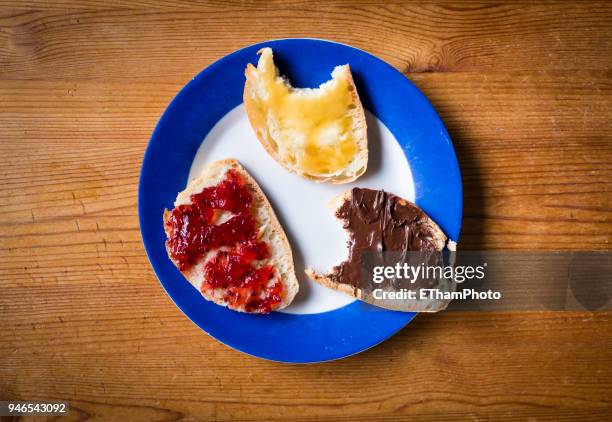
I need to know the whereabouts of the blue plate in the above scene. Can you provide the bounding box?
[139,39,462,363]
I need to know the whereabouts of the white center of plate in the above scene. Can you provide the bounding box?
[189,104,414,315]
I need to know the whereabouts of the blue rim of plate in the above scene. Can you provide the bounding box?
[139,38,462,363]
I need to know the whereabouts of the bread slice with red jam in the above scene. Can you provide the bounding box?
[163,159,298,314]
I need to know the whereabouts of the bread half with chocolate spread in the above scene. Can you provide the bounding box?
[244,47,368,184]
[306,188,450,301]
[163,159,298,314]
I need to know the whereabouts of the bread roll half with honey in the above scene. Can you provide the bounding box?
[244,48,368,184]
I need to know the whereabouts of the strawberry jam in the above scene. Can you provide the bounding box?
[165,170,282,313]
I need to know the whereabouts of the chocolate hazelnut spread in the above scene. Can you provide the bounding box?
[330,188,446,287]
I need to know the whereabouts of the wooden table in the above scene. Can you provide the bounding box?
[1,1,611,420]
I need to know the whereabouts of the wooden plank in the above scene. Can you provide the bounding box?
[1,3,611,82]
[1,309,611,419]
[407,72,612,249]
[0,76,608,252]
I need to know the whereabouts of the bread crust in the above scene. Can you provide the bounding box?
[163,159,298,313]
[244,48,368,184]
[305,268,362,299]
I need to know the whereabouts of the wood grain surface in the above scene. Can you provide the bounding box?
[1,1,611,421]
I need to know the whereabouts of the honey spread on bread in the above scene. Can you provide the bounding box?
[244,48,368,183]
